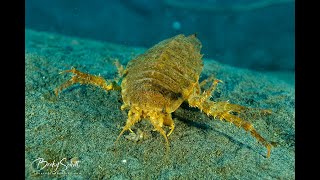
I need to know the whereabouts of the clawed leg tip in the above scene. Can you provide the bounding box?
[265,145,272,158]
[266,153,271,158]
[53,89,59,97]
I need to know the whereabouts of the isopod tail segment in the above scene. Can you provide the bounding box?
[54,67,121,97]
[187,77,272,158]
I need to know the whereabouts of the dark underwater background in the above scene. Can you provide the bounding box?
[25,0,295,179]
[26,0,294,72]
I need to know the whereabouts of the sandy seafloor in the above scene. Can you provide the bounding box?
[25,29,295,179]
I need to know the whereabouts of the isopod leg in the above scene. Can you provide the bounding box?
[213,109,272,158]
[188,88,272,158]
[199,76,215,88]
[54,67,121,96]
[163,114,175,137]
[198,77,223,103]
[149,115,170,154]
[113,59,127,78]
[115,110,141,144]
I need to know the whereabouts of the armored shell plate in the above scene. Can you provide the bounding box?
[121,34,203,113]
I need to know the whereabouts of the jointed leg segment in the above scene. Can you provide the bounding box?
[115,109,141,144]
[116,109,172,153]
[54,67,121,96]
[163,114,175,137]
[149,113,171,154]
[200,76,215,88]
[114,59,127,79]
[198,76,223,103]
[215,108,271,158]
[188,77,272,158]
